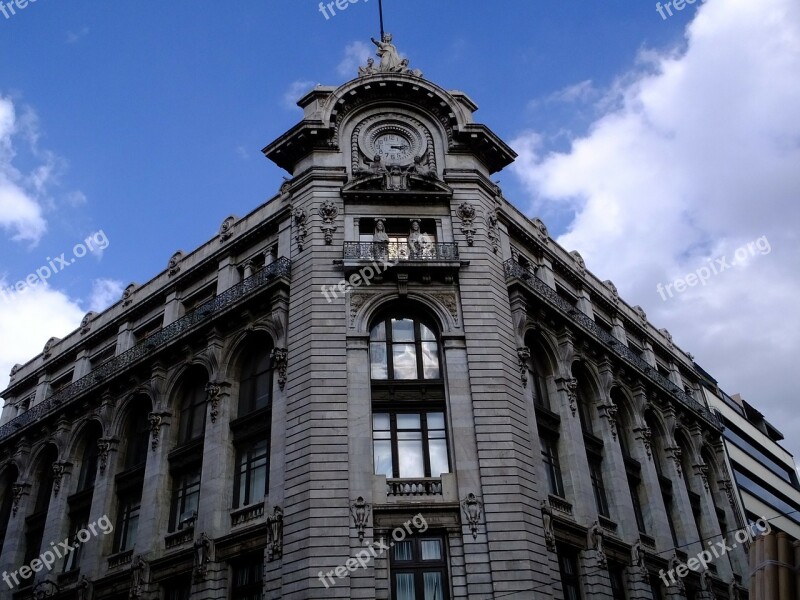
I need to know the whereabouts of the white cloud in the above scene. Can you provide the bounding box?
[88,278,123,312]
[512,0,800,456]
[282,80,315,110]
[66,27,89,44]
[337,41,372,78]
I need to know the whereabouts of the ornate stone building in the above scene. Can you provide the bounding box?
[0,37,751,599]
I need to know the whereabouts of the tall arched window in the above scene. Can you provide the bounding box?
[232,335,273,509]
[612,389,647,535]
[113,399,151,554]
[370,312,449,480]
[25,445,58,565]
[572,363,609,519]
[178,368,209,444]
[66,422,102,572]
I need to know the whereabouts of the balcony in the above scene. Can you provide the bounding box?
[504,260,723,432]
[231,502,266,527]
[374,473,458,504]
[548,494,574,516]
[107,549,133,569]
[342,242,462,279]
[0,258,291,444]
[165,526,195,550]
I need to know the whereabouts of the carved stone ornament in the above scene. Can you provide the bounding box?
[720,478,737,508]
[43,337,60,358]
[77,575,92,600]
[659,328,675,350]
[80,312,98,335]
[52,462,68,496]
[457,202,477,246]
[541,500,556,551]
[168,251,184,277]
[563,377,578,417]
[266,505,284,561]
[218,215,236,243]
[598,403,619,441]
[517,347,531,388]
[122,283,137,307]
[351,496,371,543]
[430,293,459,324]
[603,280,619,305]
[271,348,288,391]
[148,412,167,451]
[461,493,483,540]
[193,532,213,579]
[570,251,586,275]
[11,483,29,516]
[487,211,500,254]
[631,539,647,577]
[694,463,710,491]
[532,218,549,243]
[635,427,653,459]
[318,201,339,245]
[587,521,607,567]
[359,33,423,77]
[130,555,149,598]
[729,580,742,600]
[97,439,113,475]
[633,305,648,323]
[667,446,683,476]
[32,581,60,599]
[667,554,686,591]
[10,363,22,377]
[293,207,307,252]
[206,382,223,423]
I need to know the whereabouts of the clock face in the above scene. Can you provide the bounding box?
[374,132,413,164]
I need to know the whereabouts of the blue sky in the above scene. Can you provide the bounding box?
[2,1,799,459]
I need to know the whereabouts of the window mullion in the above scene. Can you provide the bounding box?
[390,412,400,479]
[421,412,432,477]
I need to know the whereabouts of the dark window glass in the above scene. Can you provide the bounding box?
[114,491,142,553]
[77,431,101,491]
[609,563,627,600]
[532,362,550,409]
[163,576,192,600]
[179,377,208,444]
[649,574,665,600]
[558,545,582,600]
[125,407,151,470]
[663,494,679,547]
[34,462,56,514]
[391,535,450,600]
[63,510,90,572]
[169,468,201,532]
[235,438,269,508]
[577,390,594,435]
[589,458,610,517]
[24,522,45,566]
[0,469,17,549]
[231,553,264,600]
[628,475,647,534]
[370,317,440,381]
[373,412,449,479]
[541,436,565,498]
[238,343,273,417]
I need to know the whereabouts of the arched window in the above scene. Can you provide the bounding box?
[114,400,151,554]
[178,368,209,444]
[25,446,58,565]
[77,423,102,492]
[370,312,449,481]
[238,338,274,417]
[66,422,103,572]
[125,404,151,470]
[370,316,441,381]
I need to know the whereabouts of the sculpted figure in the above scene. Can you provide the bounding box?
[358,57,376,77]
[371,33,403,71]
[374,219,389,243]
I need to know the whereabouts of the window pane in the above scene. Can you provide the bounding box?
[394,540,414,561]
[428,438,449,477]
[420,324,436,341]
[423,572,445,600]
[427,412,444,430]
[398,414,421,430]
[421,539,442,560]
[373,413,391,430]
[393,344,418,379]
[395,573,417,600]
[398,438,425,478]
[421,342,440,379]
[373,440,393,477]
[392,319,415,342]
[370,321,386,341]
[370,342,388,379]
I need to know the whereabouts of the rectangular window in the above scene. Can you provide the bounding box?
[541,436,565,498]
[63,510,90,572]
[114,492,141,553]
[373,412,450,479]
[628,475,647,534]
[235,438,269,508]
[589,458,610,517]
[163,575,192,600]
[391,535,450,600]
[609,563,627,600]
[169,469,201,532]
[649,574,665,600]
[231,553,264,600]
[557,545,582,600]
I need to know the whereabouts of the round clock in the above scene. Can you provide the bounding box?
[358,117,427,167]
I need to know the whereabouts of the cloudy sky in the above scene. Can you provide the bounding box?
[0,0,797,458]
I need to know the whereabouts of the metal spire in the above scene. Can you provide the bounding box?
[379,0,385,40]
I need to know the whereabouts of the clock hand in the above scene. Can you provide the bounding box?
[390,145,409,150]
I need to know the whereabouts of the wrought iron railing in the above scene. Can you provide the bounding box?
[344,241,459,262]
[504,260,723,431]
[0,258,291,443]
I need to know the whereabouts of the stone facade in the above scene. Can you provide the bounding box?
[0,40,750,599]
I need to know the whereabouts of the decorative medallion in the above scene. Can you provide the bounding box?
[457,202,477,246]
[317,201,339,245]
[570,250,586,275]
[168,251,184,277]
[122,283,138,307]
[80,312,97,335]
[219,215,236,243]
[271,348,288,391]
[517,347,531,388]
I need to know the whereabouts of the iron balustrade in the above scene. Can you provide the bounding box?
[0,257,291,443]
[503,259,723,431]
[343,241,459,262]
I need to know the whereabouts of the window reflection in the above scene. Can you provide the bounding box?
[372,412,450,479]
[369,316,441,381]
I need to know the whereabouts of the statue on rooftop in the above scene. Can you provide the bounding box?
[371,33,403,71]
